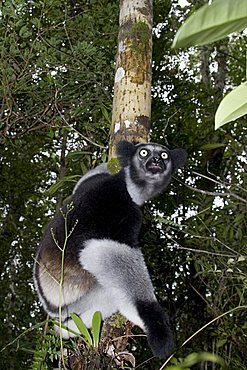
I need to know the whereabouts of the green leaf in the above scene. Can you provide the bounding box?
[238,256,246,262]
[47,175,81,195]
[70,313,92,346]
[166,352,227,370]
[100,105,111,123]
[52,320,82,337]
[215,82,247,129]
[216,338,227,348]
[172,0,247,48]
[201,143,226,150]
[66,151,92,162]
[242,321,247,329]
[91,311,102,347]
[19,25,32,38]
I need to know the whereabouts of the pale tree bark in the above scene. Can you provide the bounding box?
[109,0,153,160]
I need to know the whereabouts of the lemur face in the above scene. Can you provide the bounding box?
[116,140,187,188]
[133,143,173,182]
[137,144,171,176]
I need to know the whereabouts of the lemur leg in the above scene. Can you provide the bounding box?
[79,239,174,358]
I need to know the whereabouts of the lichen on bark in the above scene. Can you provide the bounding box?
[109,0,153,159]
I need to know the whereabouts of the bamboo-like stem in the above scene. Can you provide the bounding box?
[109,0,153,159]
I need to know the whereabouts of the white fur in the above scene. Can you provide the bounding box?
[124,162,172,206]
[38,237,158,337]
[54,285,117,338]
[79,238,157,330]
[63,284,116,323]
[124,167,147,206]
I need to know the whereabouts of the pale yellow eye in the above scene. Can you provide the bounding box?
[161,152,168,160]
[139,149,148,158]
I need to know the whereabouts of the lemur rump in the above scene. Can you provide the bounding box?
[34,141,187,358]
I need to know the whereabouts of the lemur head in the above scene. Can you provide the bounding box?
[116,141,187,205]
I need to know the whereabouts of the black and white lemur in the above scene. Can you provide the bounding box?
[33,140,187,358]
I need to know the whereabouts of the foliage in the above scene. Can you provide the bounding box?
[69,311,102,348]
[172,0,247,48]
[0,0,117,368]
[165,351,227,370]
[172,0,247,128]
[0,0,246,369]
[0,0,117,145]
[31,329,61,370]
[215,81,247,128]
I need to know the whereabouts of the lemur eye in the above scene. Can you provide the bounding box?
[139,149,149,158]
[161,151,168,160]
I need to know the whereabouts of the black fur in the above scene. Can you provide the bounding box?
[136,300,174,358]
[42,172,142,254]
[169,148,187,171]
[34,141,187,359]
[116,140,137,167]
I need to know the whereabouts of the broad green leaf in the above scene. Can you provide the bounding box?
[52,320,83,338]
[183,352,226,368]
[215,82,247,129]
[91,311,102,347]
[70,313,92,345]
[172,0,247,48]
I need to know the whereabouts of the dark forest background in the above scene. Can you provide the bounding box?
[0,0,246,368]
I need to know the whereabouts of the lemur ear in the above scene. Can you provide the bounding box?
[170,148,187,171]
[116,141,136,167]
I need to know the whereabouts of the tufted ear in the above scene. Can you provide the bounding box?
[116,141,137,167]
[170,148,187,172]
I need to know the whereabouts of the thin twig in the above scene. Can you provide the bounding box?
[167,235,236,258]
[187,170,247,203]
[54,87,107,149]
[175,175,247,204]
[197,216,239,255]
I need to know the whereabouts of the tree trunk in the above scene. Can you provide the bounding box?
[109,0,153,159]
[99,1,153,365]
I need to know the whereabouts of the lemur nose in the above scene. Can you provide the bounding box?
[153,156,160,164]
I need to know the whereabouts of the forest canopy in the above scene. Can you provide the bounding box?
[0,0,246,369]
